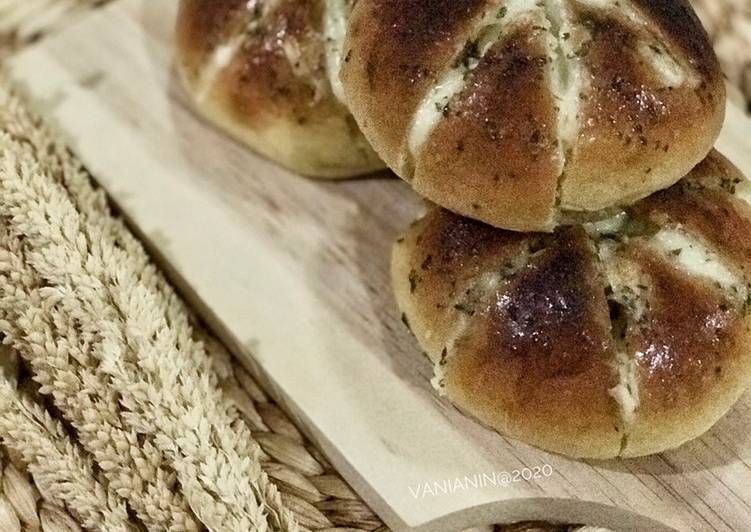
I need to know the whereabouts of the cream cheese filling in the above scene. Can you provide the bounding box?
[323,0,349,104]
[651,228,742,291]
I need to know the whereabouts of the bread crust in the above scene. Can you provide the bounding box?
[558,3,725,212]
[616,243,750,457]
[414,19,561,232]
[340,0,494,174]
[393,151,751,458]
[345,0,725,230]
[447,227,624,458]
[176,0,383,178]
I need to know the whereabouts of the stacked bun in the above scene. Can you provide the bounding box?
[372,1,749,458]
[341,0,726,231]
[393,152,751,458]
[176,0,751,458]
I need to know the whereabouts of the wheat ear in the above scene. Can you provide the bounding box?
[0,361,133,532]
[0,77,297,530]
[0,212,200,531]
[0,76,298,531]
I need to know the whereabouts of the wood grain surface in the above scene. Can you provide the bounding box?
[6,1,751,530]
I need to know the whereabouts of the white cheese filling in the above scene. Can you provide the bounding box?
[651,229,741,290]
[584,212,629,237]
[609,349,640,425]
[323,0,349,104]
[541,0,581,160]
[639,42,687,87]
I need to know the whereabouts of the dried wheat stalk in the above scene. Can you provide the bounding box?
[0,197,199,530]
[0,348,132,531]
[0,334,387,532]
[0,432,96,532]
[0,72,298,532]
[0,78,300,530]
[0,67,197,532]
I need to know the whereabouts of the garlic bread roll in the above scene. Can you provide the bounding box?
[393,151,751,458]
[344,0,725,230]
[176,0,383,178]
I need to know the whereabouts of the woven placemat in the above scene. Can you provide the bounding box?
[0,1,749,531]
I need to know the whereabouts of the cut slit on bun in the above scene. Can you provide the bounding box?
[392,151,751,458]
[175,0,383,178]
[343,0,725,231]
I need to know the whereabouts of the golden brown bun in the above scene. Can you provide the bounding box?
[343,0,725,230]
[176,0,383,178]
[392,151,751,458]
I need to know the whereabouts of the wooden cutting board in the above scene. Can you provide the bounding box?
[7,1,751,530]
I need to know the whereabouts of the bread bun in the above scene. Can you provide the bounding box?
[392,151,751,458]
[343,0,725,231]
[176,0,383,178]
